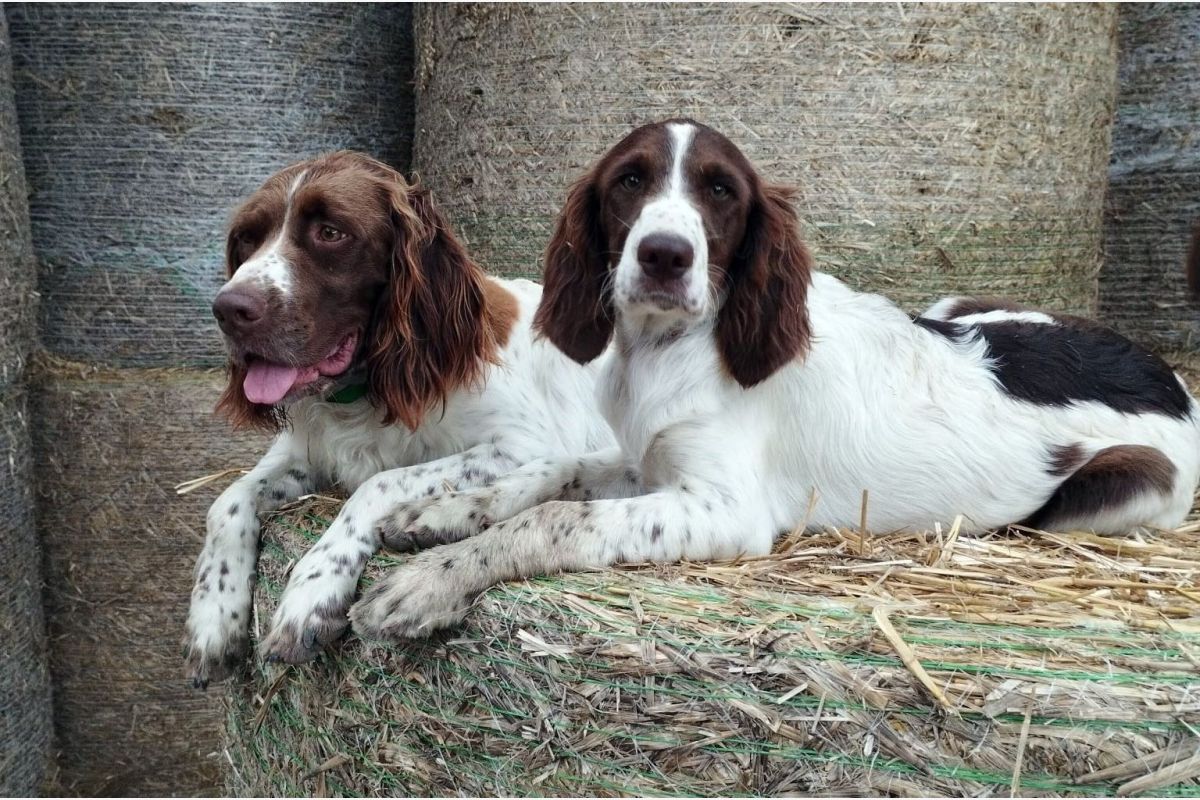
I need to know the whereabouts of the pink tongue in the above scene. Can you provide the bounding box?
[244,363,300,405]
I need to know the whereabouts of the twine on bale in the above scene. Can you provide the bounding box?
[414,4,1117,315]
[1101,4,1200,352]
[31,355,272,795]
[7,3,416,368]
[224,359,1200,798]
[0,384,53,797]
[0,11,52,795]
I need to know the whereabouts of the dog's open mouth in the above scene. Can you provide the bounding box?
[243,332,359,405]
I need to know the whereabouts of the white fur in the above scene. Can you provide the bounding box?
[184,277,614,682]
[351,123,1200,640]
[614,123,710,317]
[221,169,307,297]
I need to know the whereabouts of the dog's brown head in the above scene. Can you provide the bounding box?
[534,119,812,387]
[215,151,508,431]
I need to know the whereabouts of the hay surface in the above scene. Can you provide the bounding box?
[226,474,1200,795]
[7,3,415,368]
[33,356,271,795]
[415,4,1116,315]
[1101,4,1200,352]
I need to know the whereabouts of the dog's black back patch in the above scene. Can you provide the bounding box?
[911,315,1191,419]
[974,321,1190,418]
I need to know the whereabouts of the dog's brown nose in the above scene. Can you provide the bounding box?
[212,287,267,337]
[637,233,694,282]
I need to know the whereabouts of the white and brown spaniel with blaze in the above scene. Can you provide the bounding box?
[345,119,1200,641]
[185,152,613,686]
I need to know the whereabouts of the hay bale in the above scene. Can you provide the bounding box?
[32,357,271,794]
[0,383,52,796]
[414,4,1117,314]
[1100,4,1200,351]
[0,11,35,389]
[0,12,52,795]
[227,494,1200,797]
[7,3,415,367]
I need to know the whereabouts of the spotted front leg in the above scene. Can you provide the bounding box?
[259,442,522,663]
[378,448,641,552]
[185,437,313,689]
[351,484,768,640]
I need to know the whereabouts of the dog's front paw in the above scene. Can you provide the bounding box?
[378,492,492,553]
[349,554,478,640]
[259,578,354,664]
[185,624,249,690]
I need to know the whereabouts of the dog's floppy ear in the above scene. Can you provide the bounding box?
[534,171,614,363]
[716,184,813,388]
[365,178,497,430]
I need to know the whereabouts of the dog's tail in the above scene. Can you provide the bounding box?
[1188,218,1200,300]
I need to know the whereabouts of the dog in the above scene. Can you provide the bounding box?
[344,120,1200,642]
[184,151,613,686]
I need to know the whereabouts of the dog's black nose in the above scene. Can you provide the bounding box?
[637,233,694,282]
[212,287,267,337]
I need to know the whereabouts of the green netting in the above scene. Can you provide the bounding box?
[226,500,1200,797]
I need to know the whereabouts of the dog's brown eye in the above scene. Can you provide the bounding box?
[711,182,732,198]
[317,225,346,243]
[620,173,642,191]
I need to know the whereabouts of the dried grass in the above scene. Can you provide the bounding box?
[415,4,1117,316]
[1102,4,1200,352]
[226,374,1200,798]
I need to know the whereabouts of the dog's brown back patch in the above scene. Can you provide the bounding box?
[1023,444,1177,530]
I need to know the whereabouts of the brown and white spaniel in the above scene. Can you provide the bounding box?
[344,120,1200,641]
[185,152,614,687]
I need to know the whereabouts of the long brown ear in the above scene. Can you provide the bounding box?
[716,184,813,388]
[366,181,496,430]
[533,172,614,363]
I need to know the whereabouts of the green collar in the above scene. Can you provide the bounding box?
[326,382,368,404]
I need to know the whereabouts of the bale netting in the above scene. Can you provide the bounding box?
[6,3,415,368]
[1100,4,1200,352]
[0,12,52,795]
[0,384,53,796]
[414,4,1117,315]
[227,490,1200,798]
[0,10,35,389]
[32,356,272,795]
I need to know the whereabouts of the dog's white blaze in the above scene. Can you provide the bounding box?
[665,122,693,199]
[223,169,308,297]
[614,122,712,316]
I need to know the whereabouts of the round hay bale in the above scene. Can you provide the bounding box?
[0,11,35,389]
[7,4,416,368]
[413,4,1117,315]
[0,12,52,795]
[32,357,272,794]
[1100,4,1200,351]
[228,497,1200,797]
[0,383,52,796]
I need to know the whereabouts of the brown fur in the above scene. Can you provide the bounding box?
[215,152,503,432]
[535,119,812,387]
[533,170,615,363]
[1023,444,1177,530]
[716,183,812,387]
